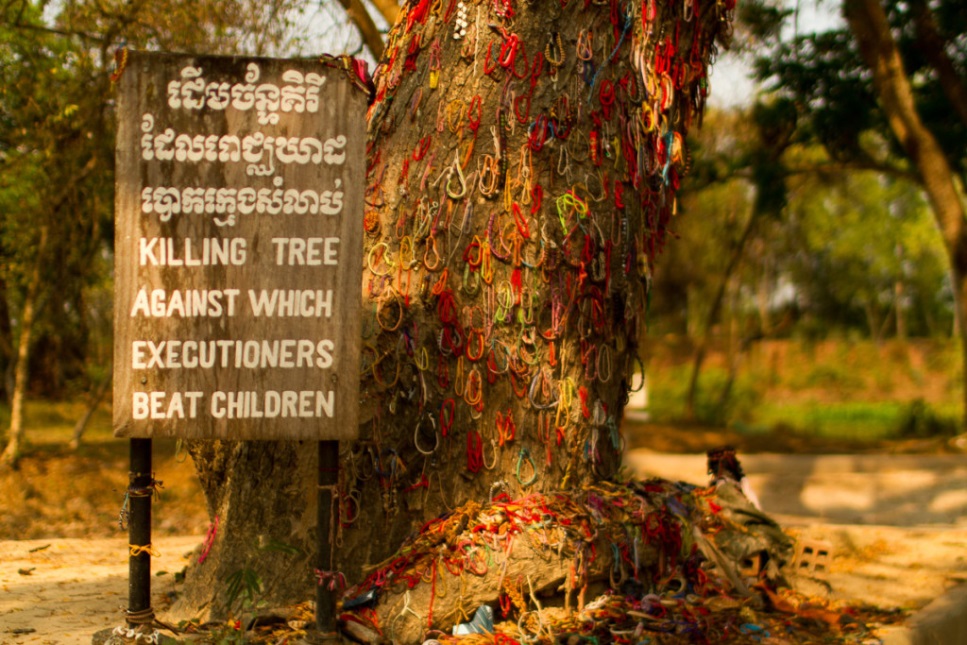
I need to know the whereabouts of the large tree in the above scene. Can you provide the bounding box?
[754,0,967,426]
[175,0,733,621]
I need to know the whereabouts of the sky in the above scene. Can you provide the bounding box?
[707,0,844,108]
[294,0,847,108]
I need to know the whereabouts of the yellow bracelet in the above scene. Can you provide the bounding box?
[128,543,160,557]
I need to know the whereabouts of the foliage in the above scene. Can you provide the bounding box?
[646,363,763,426]
[219,538,302,641]
[0,0,314,407]
[652,0,967,358]
[656,101,952,343]
[225,567,264,624]
[645,337,963,439]
[745,0,967,376]
[753,0,967,176]
[895,398,959,439]
[55,0,306,57]
[0,0,116,401]
[783,170,951,338]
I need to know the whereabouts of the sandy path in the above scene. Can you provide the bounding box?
[6,452,967,643]
[781,521,967,609]
[6,527,966,644]
[1,536,201,644]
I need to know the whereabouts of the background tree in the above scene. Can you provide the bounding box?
[175,0,733,619]
[0,0,114,465]
[0,0,307,465]
[678,100,795,419]
[753,0,967,427]
[649,92,950,421]
[785,171,949,340]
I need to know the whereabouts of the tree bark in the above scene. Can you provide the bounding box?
[171,441,320,619]
[176,0,732,619]
[844,0,967,429]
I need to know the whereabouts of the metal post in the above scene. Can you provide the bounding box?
[128,438,153,626]
[316,440,339,633]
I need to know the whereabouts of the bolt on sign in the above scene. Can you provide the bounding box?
[114,52,366,441]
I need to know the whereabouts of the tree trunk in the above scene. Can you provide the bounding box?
[172,441,321,619]
[954,264,967,431]
[68,373,111,450]
[845,0,967,429]
[714,277,740,420]
[755,270,772,336]
[685,210,757,420]
[176,0,731,619]
[1,230,46,468]
[894,243,906,341]
[0,278,13,404]
[894,280,906,340]
[864,301,883,345]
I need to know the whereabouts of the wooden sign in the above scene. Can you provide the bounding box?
[113,52,366,441]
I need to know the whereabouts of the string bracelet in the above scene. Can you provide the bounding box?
[414,415,440,455]
[315,569,347,591]
[515,448,537,487]
[198,515,219,564]
[439,398,455,437]
[376,290,405,333]
[466,429,484,473]
[129,544,160,557]
[464,365,483,407]
[109,44,129,83]
[482,438,499,471]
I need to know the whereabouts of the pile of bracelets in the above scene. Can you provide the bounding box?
[336,480,891,644]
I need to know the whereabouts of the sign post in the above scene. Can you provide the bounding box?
[317,440,340,632]
[113,51,366,637]
[127,439,154,629]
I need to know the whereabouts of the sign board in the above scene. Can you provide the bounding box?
[113,52,366,441]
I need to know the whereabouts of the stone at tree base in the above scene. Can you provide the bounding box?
[337,478,795,644]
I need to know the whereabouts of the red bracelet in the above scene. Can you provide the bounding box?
[467,95,482,135]
[511,202,531,239]
[466,429,483,473]
[439,398,455,437]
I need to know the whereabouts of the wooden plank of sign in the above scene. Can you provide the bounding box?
[113,52,365,441]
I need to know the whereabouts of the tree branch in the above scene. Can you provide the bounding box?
[686,156,917,192]
[908,0,967,128]
[336,0,386,60]
[10,19,105,44]
[843,0,966,252]
[784,158,917,184]
[369,0,400,25]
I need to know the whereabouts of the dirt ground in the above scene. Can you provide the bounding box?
[1,535,202,644]
[1,422,965,643]
[0,439,208,643]
[0,439,207,541]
